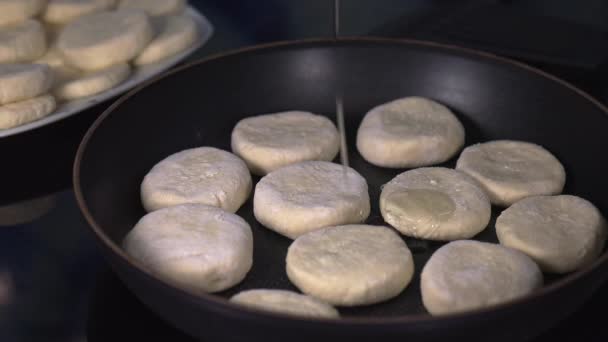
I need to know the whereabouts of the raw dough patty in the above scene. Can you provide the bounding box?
[43,0,117,25]
[421,240,542,315]
[118,0,185,16]
[0,20,47,63]
[0,95,56,129]
[0,64,53,105]
[231,111,340,176]
[123,204,253,293]
[456,140,566,206]
[57,9,153,70]
[134,14,198,65]
[54,62,130,101]
[286,224,414,306]
[0,0,46,26]
[356,96,465,168]
[496,195,607,273]
[141,147,252,213]
[253,161,370,239]
[380,167,491,240]
[230,289,339,318]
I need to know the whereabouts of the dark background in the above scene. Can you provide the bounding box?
[1,1,608,341]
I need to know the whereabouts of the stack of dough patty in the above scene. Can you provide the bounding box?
[0,1,53,129]
[123,92,607,319]
[0,0,200,129]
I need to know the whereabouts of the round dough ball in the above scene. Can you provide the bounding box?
[134,14,198,65]
[119,0,185,17]
[0,95,56,129]
[123,204,253,293]
[43,0,117,25]
[254,161,370,239]
[421,240,542,315]
[230,289,339,318]
[231,111,340,176]
[356,96,465,168]
[141,147,252,213]
[0,64,53,105]
[0,0,46,27]
[57,10,153,70]
[54,62,130,101]
[380,167,491,240]
[456,140,566,206]
[286,224,414,306]
[0,20,47,63]
[496,195,607,274]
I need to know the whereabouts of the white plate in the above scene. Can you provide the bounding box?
[0,6,214,138]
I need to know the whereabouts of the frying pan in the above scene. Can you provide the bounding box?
[74,38,608,342]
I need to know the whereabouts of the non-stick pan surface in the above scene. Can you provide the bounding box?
[75,38,608,342]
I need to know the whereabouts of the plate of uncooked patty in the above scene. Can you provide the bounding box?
[0,2,213,138]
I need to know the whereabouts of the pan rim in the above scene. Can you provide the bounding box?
[74,36,608,326]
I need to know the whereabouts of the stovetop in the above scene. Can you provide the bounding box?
[2,1,608,341]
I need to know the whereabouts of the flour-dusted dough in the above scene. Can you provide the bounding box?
[496,195,607,274]
[230,289,340,318]
[0,20,47,63]
[254,161,370,239]
[123,204,253,293]
[232,111,340,176]
[456,140,566,206]
[0,95,56,129]
[57,10,153,70]
[380,167,491,240]
[0,0,46,26]
[421,240,542,315]
[141,147,252,213]
[356,97,465,168]
[54,62,130,100]
[286,224,414,306]
[43,0,117,25]
[134,14,198,65]
[0,64,53,105]
[119,0,185,16]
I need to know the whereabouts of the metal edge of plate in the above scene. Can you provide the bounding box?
[0,6,214,138]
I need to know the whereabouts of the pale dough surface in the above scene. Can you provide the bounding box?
[0,64,53,105]
[286,224,414,306]
[119,0,185,16]
[123,204,253,293]
[496,195,607,274]
[35,45,82,84]
[456,140,566,206]
[0,0,46,26]
[356,96,465,168]
[231,111,340,176]
[57,9,153,70]
[43,0,117,25]
[421,240,542,315]
[0,95,56,129]
[380,167,491,240]
[141,147,252,213]
[0,20,47,63]
[230,289,339,318]
[253,161,370,239]
[54,62,130,100]
[134,14,198,65]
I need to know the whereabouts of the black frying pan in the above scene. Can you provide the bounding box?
[74,38,608,342]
